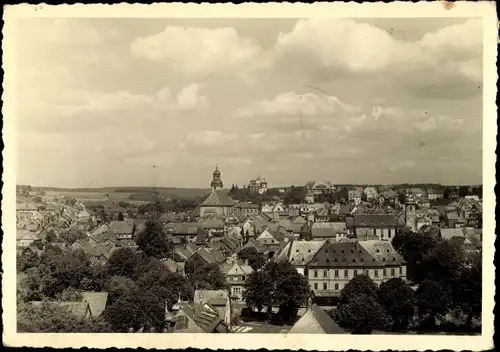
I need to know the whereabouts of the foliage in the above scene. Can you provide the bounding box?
[244,261,309,319]
[413,279,451,328]
[58,287,83,301]
[283,186,307,205]
[103,289,166,332]
[378,278,415,330]
[135,219,173,259]
[17,301,113,332]
[189,263,227,291]
[339,274,379,305]
[17,250,39,272]
[237,247,266,270]
[392,230,437,282]
[45,229,58,243]
[59,228,87,245]
[333,294,392,334]
[415,240,464,285]
[106,247,140,278]
[104,275,139,305]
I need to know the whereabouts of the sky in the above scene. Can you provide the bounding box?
[15,17,483,188]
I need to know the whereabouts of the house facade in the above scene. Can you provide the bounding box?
[348,214,404,241]
[306,240,406,300]
[221,261,253,301]
[248,177,268,194]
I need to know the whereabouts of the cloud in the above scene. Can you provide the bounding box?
[185,130,237,148]
[176,83,207,112]
[273,18,482,99]
[390,160,417,172]
[237,92,360,118]
[130,26,271,77]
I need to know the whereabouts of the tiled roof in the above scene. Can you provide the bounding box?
[81,291,108,317]
[357,240,405,265]
[289,304,346,334]
[311,222,347,238]
[276,240,326,266]
[161,258,184,273]
[109,220,135,234]
[440,228,465,241]
[166,222,200,235]
[201,190,235,207]
[91,224,110,237]
[16,229,38,241]
[31,301,91,319]
[178,303,227,333]
[200,217,225,229]
[353,214,401,227]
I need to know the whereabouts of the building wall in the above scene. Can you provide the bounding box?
[307,265,407,294]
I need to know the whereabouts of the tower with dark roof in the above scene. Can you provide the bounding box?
[405,193,417,230]
[211,166,223,191]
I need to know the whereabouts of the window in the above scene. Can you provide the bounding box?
[334,270,339,278]
[314,283,318,290]
[344,270,348,278]
[399,267,403,275]
[335,283,339,290]
[323,283,327,290]
[323,270,328,277]
[391,268,395,277]
[353,270,358,276]
[374,270,379,277]
[383,269,387,277]
[314,270,318,277]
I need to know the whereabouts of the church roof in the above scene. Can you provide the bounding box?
[201,190,234,207]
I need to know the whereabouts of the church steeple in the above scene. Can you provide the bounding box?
[211,166,223,191]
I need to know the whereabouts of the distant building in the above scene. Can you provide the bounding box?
[347,214,404,241]
[248,177,268,194]
[405,193,417,230]
[200,167,235,217]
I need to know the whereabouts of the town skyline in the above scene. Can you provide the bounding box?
[16,17,482,188]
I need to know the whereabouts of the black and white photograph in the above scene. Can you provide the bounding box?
[2,2,496,350]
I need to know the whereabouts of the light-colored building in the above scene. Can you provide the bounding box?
[199,167,235,217]
[248,177,268,194]
[221,261,253,301]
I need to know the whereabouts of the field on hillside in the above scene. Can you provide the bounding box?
[42,188,211,203]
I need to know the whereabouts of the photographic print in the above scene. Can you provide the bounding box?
[2,2,496,350]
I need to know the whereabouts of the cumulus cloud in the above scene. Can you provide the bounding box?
[273,18,482,99]
[176,83,207,112]
[237,92,360,118]
[130,26,271,76]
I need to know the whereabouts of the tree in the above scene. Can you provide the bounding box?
[244,261,309,320]
[106,248,140,278]
[413,279,450,329]
[189,263,227,291]
[135,219,173,259]
[45,230,57,243]
[333,294,392,334]
[378,278,415,330]
[450,259,482,327]
[60,228,87,245]
[117,212,125,221]
[237,247,266,270]
[415,240,464,285]
[392,230,437,283]
[104,275,140,305]
[103,289,165,332]
[18,301,113,332]
[339,274,379,305]
[58,287,83,302]
[17,250,39,272]
[284,186,307,205]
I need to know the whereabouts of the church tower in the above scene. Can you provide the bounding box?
[210,166,223,191]
[405,192,417,230]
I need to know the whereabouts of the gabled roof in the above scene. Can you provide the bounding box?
[17,229,38,241]
[440,228,465,241]
[201,190,235,207]
[311,222,347,238]
[31,301,92,319]
[161,258,184,273]
[109,220,135,234]
[276,240,326,266]
[177,303,227,333]
[81,291,108,317]
[353,214,401,227]
[289,304,346,334]
[166,222,200,235]
[194,289,229,307]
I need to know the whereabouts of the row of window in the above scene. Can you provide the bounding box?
[312,267,403,278]
[229,275,246,281]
